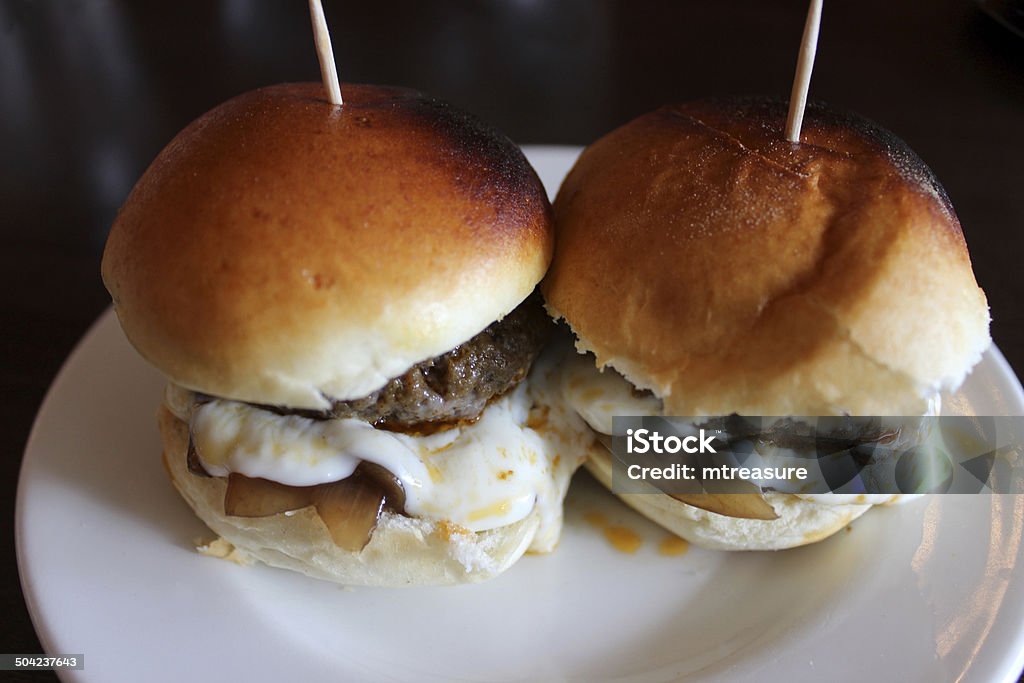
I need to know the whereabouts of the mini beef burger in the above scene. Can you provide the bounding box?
[102,83,597,585]
[543,98,991,550]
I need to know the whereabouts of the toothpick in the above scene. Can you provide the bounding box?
[308,0,343,106]
[785,0,823,143]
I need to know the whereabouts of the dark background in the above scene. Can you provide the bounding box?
[3,1,1022,680]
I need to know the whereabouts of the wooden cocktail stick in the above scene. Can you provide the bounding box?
[785,0,823,143]
[308,0,343,106]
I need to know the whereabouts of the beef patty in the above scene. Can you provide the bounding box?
[262,292,552,429]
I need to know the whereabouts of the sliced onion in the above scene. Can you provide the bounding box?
[596,434,778,520]
[356,462,406,512]
[312,474,386,552]
[223,473,314,517]
[219,466,401,551]
[670,493,779,520]
[186,436,212,477]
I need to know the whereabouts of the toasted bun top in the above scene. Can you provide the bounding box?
[102,83,552,409]
[543,98,990,416]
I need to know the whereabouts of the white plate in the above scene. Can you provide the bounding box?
[17,146,1024,683]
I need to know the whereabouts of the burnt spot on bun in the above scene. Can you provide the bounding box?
[382,87,551,232]
[665,96,958,229]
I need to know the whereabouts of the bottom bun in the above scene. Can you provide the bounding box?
[584,447,871,551]
[159,407,543,586]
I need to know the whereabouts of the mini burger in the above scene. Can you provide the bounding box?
[543,97,991,550]
[102,83,597,585]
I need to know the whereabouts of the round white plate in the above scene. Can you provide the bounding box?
[17,146,1024,683]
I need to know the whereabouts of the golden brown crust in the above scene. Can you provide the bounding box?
[543,98,990,416]
[103,83,552,409]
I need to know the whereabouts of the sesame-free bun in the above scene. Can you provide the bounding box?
[543,98,990,417]
[159,407,543,585]
[584,446,870,551]
[103,83,552,410]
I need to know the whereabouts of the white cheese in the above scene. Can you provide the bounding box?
[182,344,596,550]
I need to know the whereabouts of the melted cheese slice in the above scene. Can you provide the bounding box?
[560,352,662,435]
[177,344,598,551]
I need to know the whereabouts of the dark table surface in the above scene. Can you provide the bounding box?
[3,1,1023,681]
